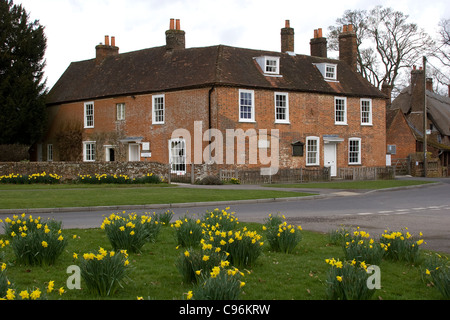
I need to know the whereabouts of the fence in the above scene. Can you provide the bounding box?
[220,167,331,184]
[337,166,395,181]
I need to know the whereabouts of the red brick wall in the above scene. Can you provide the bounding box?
[215,87,386,169]
[386,111,416,162]
[42,86,386,170]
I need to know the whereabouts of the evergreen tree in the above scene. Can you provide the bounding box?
[0,0,47,145]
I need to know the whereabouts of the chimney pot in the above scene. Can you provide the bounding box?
[105,35,110,46]
[310,28,327,58]
[285,20,290,28]
[166,19,185,50]
[111,36,115,47]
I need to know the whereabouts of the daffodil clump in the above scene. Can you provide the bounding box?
[2,214,67,266]
[186,262,247,300]
[101,212,161,253]
[152,209,174,226]
[202,208,239,232]
[327,226,352,246]
[342,228,387,265]
[0,172,61,184]
[380,228,424,263]
[0,262,9,298]
[75,247,130,297]
[424,253,450,299]
[175,244,227,284]
[263,214,302,254]
[171,215,204,248]
[325,258,376,300]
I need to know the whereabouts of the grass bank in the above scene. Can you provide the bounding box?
[0,184,313,210]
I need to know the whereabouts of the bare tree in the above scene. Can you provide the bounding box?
[428,19,450,94]
[328,6,434,94]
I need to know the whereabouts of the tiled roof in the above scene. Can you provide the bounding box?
[47,44,385,105]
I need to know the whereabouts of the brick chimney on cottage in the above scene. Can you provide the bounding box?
[95,35,119,65]
[281,20,295,53]
[166,18,185,50]
[310,28,327,58]
[339,24,357,71]
[410,65,426,112]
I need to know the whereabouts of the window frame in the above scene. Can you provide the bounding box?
[334,97,347,125]
[264,57,280,74]
[274,92,290,124]
[348,138,362,165]
[116,103,126,121]
[325,64,337,80]
[152,94,165,125]
[84,102,94,128]
[83,141,96,162]
[47,144,53,162]
[239,89,255,123]
[360,98,373,126]
[306,136,320,166]
[169,138,187,174]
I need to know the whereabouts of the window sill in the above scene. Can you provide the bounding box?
[239,120,256,123]
[275,121,290,125]
[334,123,348,126]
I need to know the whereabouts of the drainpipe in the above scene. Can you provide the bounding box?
[206,86,215,164]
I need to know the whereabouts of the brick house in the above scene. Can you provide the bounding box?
[35,20,387,178]
[387,66,450,176]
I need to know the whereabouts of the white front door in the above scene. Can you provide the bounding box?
[324,143,337,177]
[129,144,140,161]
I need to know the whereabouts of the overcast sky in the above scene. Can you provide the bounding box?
[15,0,450,88]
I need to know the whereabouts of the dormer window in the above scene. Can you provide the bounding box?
[314,63,337,81]
[255,56,280,76]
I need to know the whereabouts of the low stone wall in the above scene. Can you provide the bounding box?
[0,161,170,181]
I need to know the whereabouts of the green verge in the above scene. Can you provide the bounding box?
[0,224,446,300]
[0,185,313,209]
[265,180,436,190]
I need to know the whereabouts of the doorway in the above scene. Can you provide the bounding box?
[324,143,337,177]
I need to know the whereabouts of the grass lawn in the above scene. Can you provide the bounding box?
[0,221,446,301]
[0,184,313,210]
[266,179,436,190]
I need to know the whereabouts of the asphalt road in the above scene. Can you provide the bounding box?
[1,177,449,253]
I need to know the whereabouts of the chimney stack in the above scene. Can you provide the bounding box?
[410,65,426,112]
[310,28,327,58]
[166,18,185,50]
[95,35,119,65]
[281,20,295,53]
[426,78,433,92]
[339,24,357,71]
